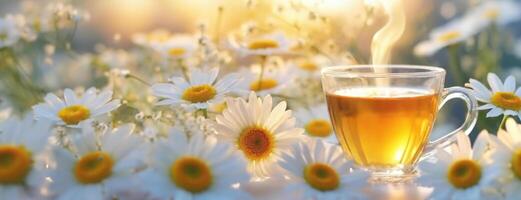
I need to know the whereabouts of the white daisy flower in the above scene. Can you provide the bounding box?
[277,139,369,200]
[418,131,500,200]
[152,34,198,60]
[469,73,521,119]
[289,55,330,78]
[151,68,242,109]
[488,118,521,200]
[229,32,293,56]
[295,104,337,144]
[238,66,293,96]
[138,130,250,200]
[466,0,521,27]
[0,115,52,199]
[33,87,121,126]
[46,124,143,200]
[414,16,481,56]
[0,16,21,48]
[213,92,304,178]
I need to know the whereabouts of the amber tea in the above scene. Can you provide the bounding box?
[326,87,440,168]
[322,65,478,181]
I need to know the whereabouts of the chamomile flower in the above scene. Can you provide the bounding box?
[488,118,521,200]
[0,16,20,48]
[46,124,143,200]
[418,132,499,200]
[230,32,293,56]
[469,73,521,119]
[290,56,330,78]
[0,115,51,199]
[151,68,242,109]
[295,104,337,144]
[277,139,369,200]
[414,16,481,56]
[138,130,250,200]
[213,92,304,178]
[153,34,198,60]
[239,66,293,96]
[466,0,521,27]
[33,88,121,126]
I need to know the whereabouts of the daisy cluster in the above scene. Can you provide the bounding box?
[0,2,369,199]
[0,89,372,200]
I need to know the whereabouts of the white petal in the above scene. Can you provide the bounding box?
[486,107,503,117]
[506,118,521,142]
[71,132,97,156]
[63,89,79,105]
[477,104,495,110]
[504,75,517,92]
[469,79,492,101]
[473,130,490,159]
[487,73,504,92]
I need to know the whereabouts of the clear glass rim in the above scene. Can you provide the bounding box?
[321,65,446,78]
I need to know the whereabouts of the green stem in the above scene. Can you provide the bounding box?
[447,44,465,86]
[178,59,189,80]
[125,74,151,86]
[498,115,508,132]
[257,56,267,90]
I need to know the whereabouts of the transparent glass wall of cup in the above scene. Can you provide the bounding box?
[321,65,478,182]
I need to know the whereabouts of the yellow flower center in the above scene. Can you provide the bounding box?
[0,145,32,184]
[298,61,319,72]
[170,156,213,193]
[74,151,114,184]
[484,9,499,20]
[247,39,279,50]
[491,92,521,111]
[447,159,481,189]
[510,149,521,179]
[437,31,461,43]
[237,126,274,161]
[182,84,217,103]
[169,48,187,57]
[250,79,278,92]
[305,119,333,138]
[58,105,91,125]
[303,163,340,191]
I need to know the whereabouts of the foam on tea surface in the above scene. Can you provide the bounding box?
[326,87,439,168]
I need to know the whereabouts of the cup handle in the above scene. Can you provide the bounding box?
[421,86,478,159]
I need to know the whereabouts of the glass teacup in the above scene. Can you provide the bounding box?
[321,65,478,182]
